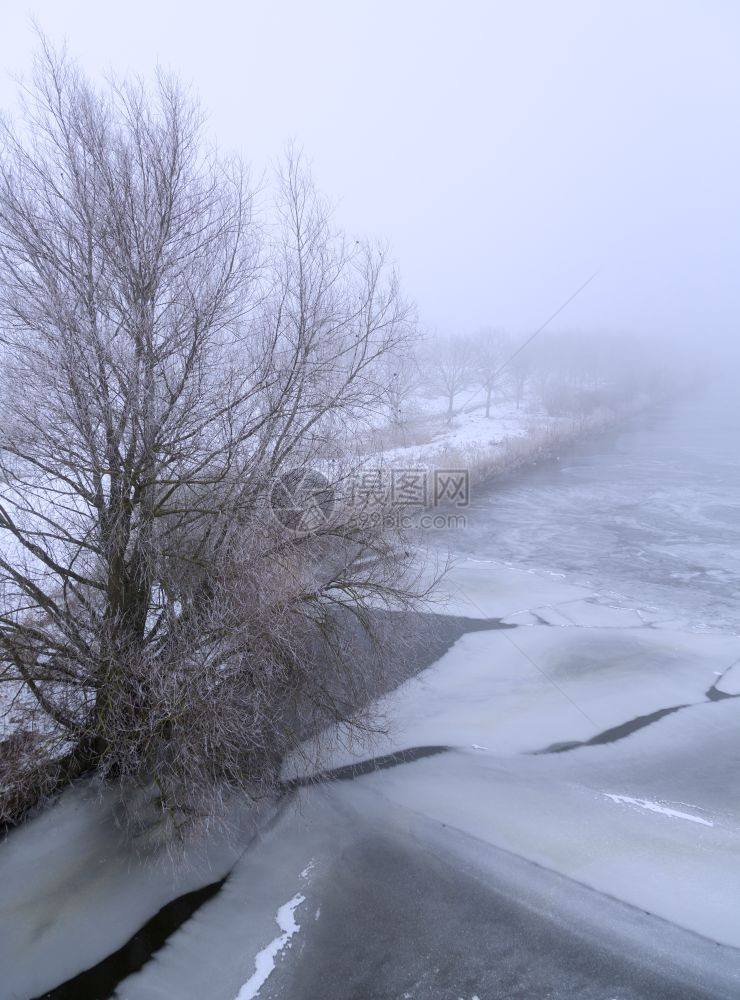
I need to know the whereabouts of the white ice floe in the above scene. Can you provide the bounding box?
[438,559,594,621]
[603,793,714,827]
[290,597,740,772]
[235,892,305,1000]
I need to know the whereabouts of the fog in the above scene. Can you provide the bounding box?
[1,1,738,363]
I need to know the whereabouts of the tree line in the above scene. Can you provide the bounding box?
[383,327,665,429]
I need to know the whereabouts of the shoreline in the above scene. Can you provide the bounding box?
[411,391,669,510]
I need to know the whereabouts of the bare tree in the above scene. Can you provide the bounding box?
[469,328,511,417]
[0,45,428,834]
[422,333,473,423]
[508,346,537,409]
[374,347,422,435]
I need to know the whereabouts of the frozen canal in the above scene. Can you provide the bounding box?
[2,387,740,999]
[442,385,740,633]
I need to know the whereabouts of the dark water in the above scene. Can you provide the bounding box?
[32,879,226,1000]
[444,386,740,632]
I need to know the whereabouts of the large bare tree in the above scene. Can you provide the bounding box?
[0,44,425,833]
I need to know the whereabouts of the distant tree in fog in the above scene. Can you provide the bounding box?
[379,349,422,430]
[508,347,536,409]
[422,334,474,423]
[469,328,511,417]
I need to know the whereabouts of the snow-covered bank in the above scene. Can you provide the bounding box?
[372,390,656,493]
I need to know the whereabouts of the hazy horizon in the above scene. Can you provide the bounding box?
[1,1,738,359]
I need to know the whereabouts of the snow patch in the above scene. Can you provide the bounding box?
[603,793,714,827]
[235,893,305,1000]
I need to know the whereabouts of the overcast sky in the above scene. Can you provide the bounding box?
[1,1,738,353]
